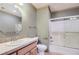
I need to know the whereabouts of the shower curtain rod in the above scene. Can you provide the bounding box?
[50,15,79,22]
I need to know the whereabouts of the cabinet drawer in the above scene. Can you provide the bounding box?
[18,42,37,55]
[30,47,37,55]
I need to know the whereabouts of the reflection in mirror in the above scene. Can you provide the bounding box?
[0,3,22,44]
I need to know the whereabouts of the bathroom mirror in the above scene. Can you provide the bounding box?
[0,3,22,43]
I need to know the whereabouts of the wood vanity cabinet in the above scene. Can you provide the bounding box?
[6,41,37,55]
[30,47,37,55]
[17,42,37,55]
[25,47,37,55]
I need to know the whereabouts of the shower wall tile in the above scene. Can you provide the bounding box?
[64,32,79,49]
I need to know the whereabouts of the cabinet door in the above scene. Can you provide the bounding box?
[18,42,37,55]
[30,47,37,55]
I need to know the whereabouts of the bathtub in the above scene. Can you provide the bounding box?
[49,45,79,55]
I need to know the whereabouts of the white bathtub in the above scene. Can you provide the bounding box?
[49,45,79,55]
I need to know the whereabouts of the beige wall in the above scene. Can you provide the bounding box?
[37,7,50,45]
[19,3,37,37]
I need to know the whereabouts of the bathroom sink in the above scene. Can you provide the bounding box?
[4,38,35,46]
[5,40,26,46]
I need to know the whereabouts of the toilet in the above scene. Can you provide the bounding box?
[37,44,47,55]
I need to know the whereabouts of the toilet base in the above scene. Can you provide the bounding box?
[37,52,45,55]
[37,44,47,55]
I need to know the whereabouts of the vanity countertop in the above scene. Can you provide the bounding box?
[0,37,38,55]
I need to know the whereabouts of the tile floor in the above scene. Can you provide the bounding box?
[45,52,63,55]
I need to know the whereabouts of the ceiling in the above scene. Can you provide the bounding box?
[32,3,48,9]
[32,3,79,12]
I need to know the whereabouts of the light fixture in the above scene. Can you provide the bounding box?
[19,3,24,6]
